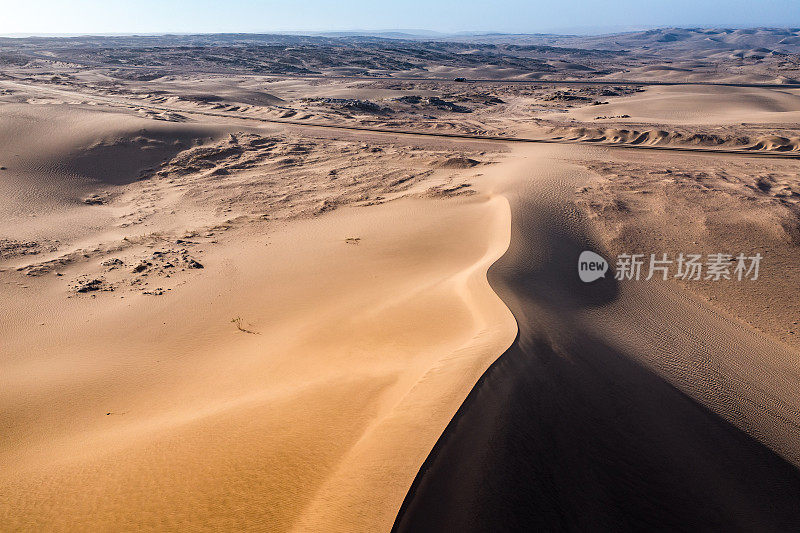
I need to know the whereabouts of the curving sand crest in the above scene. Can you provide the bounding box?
[394,144,800,531]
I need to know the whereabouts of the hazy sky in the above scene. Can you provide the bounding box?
[2,0,799,35]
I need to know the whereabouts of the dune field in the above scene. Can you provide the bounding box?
[2,28,800,531]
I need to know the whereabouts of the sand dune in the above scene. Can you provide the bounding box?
[395,145,800,531]
[1,192,516,531]
[567,85,800,125]
[2,193,514,529]
[546,125,800,152]
[0,104,228,250]
[0,100,517,530]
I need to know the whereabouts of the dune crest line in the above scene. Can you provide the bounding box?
[393,145,800,532]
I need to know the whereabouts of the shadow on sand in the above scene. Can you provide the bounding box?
[393,196,800,532]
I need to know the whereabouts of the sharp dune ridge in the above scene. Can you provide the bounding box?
[393,146,800,531]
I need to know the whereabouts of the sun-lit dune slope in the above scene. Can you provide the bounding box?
[0,100,516,531]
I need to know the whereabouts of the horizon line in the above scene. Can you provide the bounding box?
[2,25,796,40]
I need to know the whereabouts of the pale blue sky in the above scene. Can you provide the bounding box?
[2,0,799,36]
